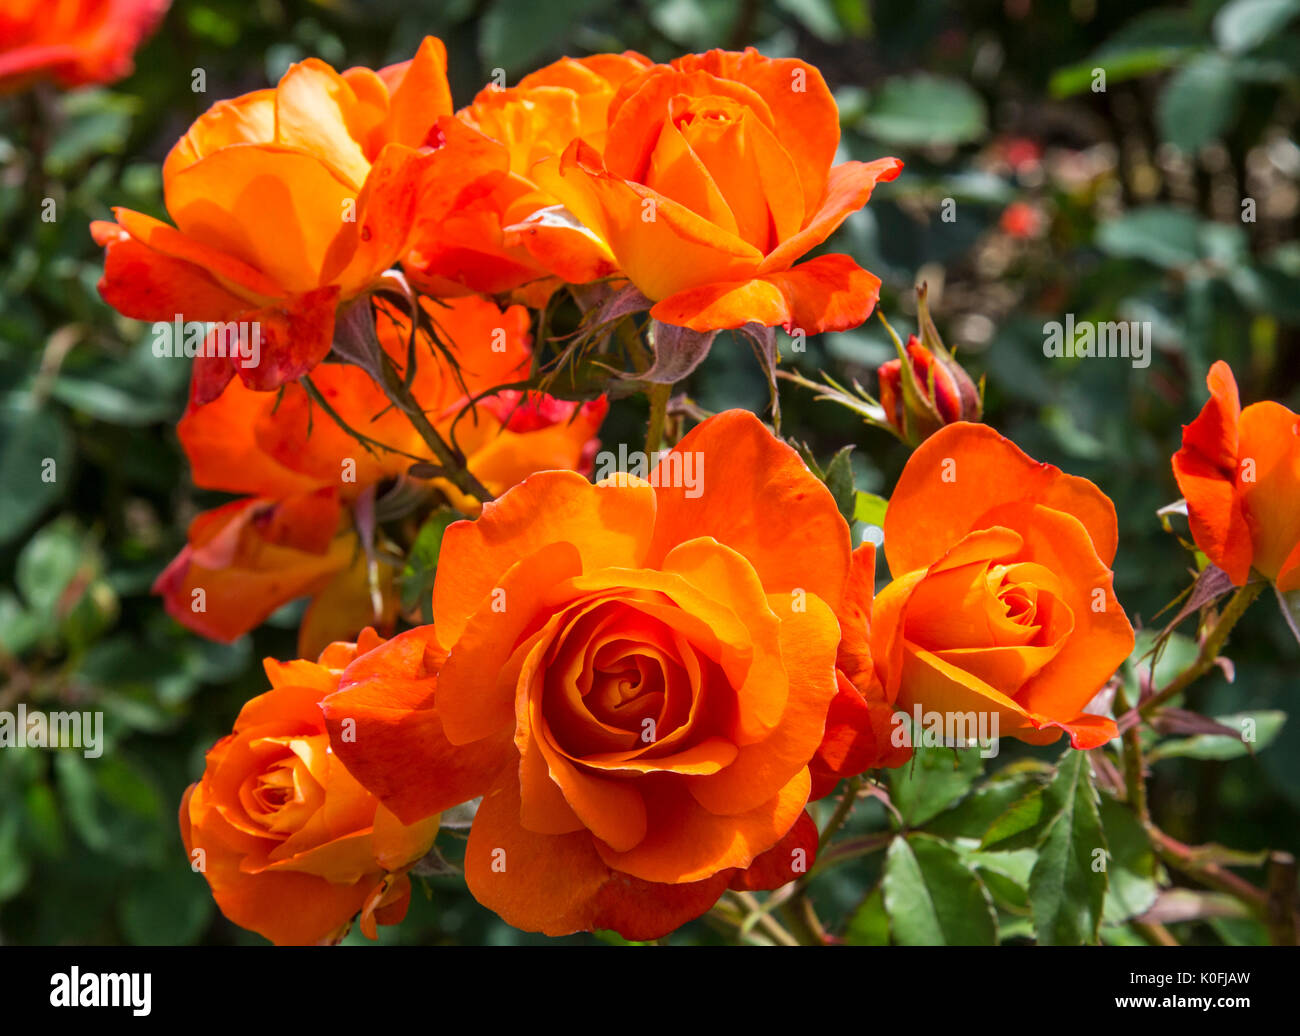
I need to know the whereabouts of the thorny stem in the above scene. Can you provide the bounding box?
[1112,684,1148,821]
[1132,920,1180,946]
[301,375,426,465]
[778,777,868,945]
[818,777,863,852]
[1138,581,1264,719]
[375,352,495,505]
[721,891,800,946]
[1146,825,1300,942]
[644,381,671,455]
[779,897,828,947]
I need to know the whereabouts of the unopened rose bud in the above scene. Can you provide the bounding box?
[876,285,981,446]
[879,335,970,434]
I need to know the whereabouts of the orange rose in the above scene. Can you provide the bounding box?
[528,48,902,332]
[867,423,1134,749]
[154,295,607,653]
[323,410,858,937]
[404,52,652,301]
[180,629,440,945]
[0,0,167,93]
[91,37,495,400]
[1172,360,1300,591]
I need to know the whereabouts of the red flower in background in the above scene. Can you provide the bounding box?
[0,0,168,93]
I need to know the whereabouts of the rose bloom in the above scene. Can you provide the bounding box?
[91,36,495,401]
[1172,360,1300,591]
[868,423,1134,749]
[0,0,168,93]
[180,629,440,946]
[528,48,902,333]
[154,295,607,655]
[322,410,872,938]
[405,52,652,301]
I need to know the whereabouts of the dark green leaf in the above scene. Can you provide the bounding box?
[882,834,997,945]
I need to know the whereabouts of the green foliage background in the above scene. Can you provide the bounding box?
[0,0,1297,945]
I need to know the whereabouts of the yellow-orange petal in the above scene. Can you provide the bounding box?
[884,422,1120,577]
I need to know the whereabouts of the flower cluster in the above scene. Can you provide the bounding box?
[76,29,1300,946]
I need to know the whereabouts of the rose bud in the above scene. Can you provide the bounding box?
[876,285,980,446]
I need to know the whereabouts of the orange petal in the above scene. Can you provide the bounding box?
[297,553,396,661]
[274,58,374,189]
[670,49,841,209]
[432,471,657,649]
[436,540,586,744]
[1236,401,1300,587]
[1013,506,1134,721]
[759,158,903,273]
[373,36,453,150]
[884,422,1120,577]
[836,542,876,691]
[153,497,351,642]
[685,590,839,815]
[594,768,810,884]
[649,254,881,333]
[371,802,440,872]
[91,217,259,323]
[165,90,277,182]
[1172,361,1253,584]
[165,144,354,294]
[729,809,818,891]
[321,626,514,824]
[645,409,850,606]
[532,140,761,302]
[464,771,727,938]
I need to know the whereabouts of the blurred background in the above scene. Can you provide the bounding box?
[0,0,1297,945]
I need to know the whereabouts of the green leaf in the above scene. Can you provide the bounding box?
[480,0,614,75]
[1277,586,1300,645]
[843,882,891,945]
[888,738,984,828]
[0,810,29,901]
[400,508,458,620]
[924,772,1042,841]
[1148,710,1286,761]
[858,76,988,146]
[882,834,997,945]
[852,490,888,528]
[1050,48,1185,98]
[1158,55,1240,153]
[54,753,111,853]
[822,445,856,524]
[1096,206,1206,269]
[980,786,1047,849]
[0,399,71,546]
[775,0,843,41]
[1214,0,1300,54]
[119,866,214,946]
[1099,794,1160,924]
[15,517,84,615]
[0,590,42,656]
[1028,750,1108,945]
